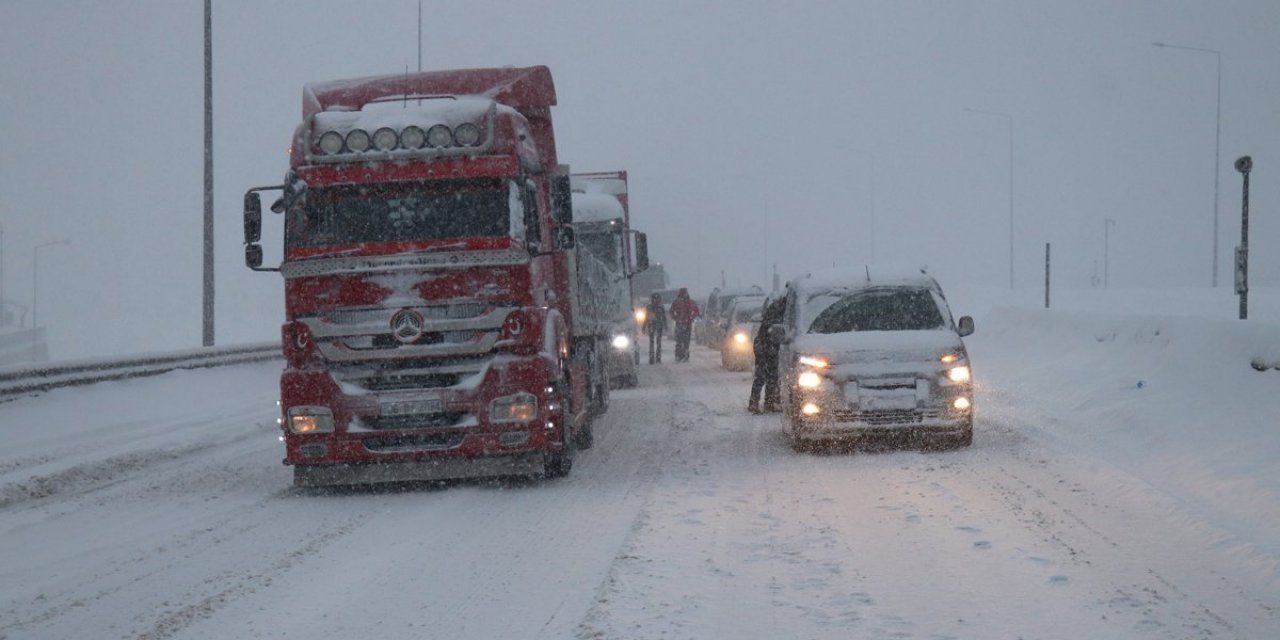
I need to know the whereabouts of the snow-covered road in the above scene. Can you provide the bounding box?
[2,302,1278,639]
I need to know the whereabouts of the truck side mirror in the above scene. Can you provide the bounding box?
[550,174,573,224]
[957,315,975,337]
[556,225,576,250]
[634,232,650,272]
[245,244,264,269]
[244,192,262,243]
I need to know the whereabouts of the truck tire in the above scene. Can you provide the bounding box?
[544,435,574,479]
[574,418,595,450]
[544,387,576,478]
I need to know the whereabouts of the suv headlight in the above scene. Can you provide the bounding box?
[947,366,971,383]
[612,334,631,350]
[797,371,823,388]
[798,355,829,369]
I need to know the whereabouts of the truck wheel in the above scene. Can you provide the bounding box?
[574,418,595,450]
[544,434,574,479]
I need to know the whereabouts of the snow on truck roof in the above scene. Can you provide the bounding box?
[791,265,938,293]
[302,66,556,118]
[572,192,626,223]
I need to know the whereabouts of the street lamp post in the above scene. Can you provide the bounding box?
[32,239,70,361]
[963,107,1015,289]
[1104,219,1116,289]
[1153,41,1222,287]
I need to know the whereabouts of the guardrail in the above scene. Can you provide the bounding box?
[0,342,281,401]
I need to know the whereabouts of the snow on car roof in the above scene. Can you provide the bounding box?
[791,264,937,292]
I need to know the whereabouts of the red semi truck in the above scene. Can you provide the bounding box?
[243,66,611,486]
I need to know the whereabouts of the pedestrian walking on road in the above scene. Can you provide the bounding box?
[748,294,786,413]
[670,288,700,362]
[643,292,668,364]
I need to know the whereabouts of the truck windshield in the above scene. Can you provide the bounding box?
[287,179,510,248]
[578,229,622,266]
[806,287,945,334]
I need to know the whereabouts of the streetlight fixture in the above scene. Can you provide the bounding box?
[963,107,1015,289]
[1153,41,1222,287]
[32,239,70,361]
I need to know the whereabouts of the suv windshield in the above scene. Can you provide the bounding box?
[735,304,764,322]
[287,178,511,248]
[806,287,945,334]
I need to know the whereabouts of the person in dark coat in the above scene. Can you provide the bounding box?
[748,294,786,413]
[669,288,700,362]
[643,292,668,364]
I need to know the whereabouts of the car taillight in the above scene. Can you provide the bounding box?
[282,321,319,368]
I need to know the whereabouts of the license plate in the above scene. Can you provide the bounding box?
[858,390,917,412]
[380,399,443,416]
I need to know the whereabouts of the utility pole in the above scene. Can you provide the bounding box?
[202,0,215,346]
[1104,219,1115,289]
[0,220,5,326]
[1044,243,1051,309]
[1234,156,1252,319]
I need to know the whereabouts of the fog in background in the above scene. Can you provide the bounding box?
[1,0,1277,360]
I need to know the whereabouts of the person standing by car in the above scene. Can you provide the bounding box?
[669,288,700,362]
[748,294,786,413]
[643,292,668,364]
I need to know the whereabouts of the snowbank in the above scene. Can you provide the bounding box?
[960,287,1280,576]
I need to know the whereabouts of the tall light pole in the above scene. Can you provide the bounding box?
[1103,219,1116,289]
[964,107,1015,289]
[1153,41,1222,287]
[32,239,70,360]
[0,220,6,326]
[203,0,215,346]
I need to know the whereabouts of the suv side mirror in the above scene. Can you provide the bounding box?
[957,315,975,337]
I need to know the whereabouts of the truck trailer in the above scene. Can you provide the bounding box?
[570,171,649,388]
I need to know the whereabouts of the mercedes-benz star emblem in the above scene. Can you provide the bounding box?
[389,308,425,344]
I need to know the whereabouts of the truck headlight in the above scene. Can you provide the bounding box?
[797,371,823,388]
[612,334,631,350]
[317,131,344,155]
[287,406,335,434]
[491,392,538,423]
[947,366,971,383]
[733,332,749,344]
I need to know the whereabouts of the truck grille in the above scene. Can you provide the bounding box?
[366,413,467,430]
[363,433,466,453]
[331,358,488,393]
[321,302,487,325]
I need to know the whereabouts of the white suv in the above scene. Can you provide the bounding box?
[773,266,974,450]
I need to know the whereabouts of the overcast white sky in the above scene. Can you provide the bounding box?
[1,1,1278,360]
